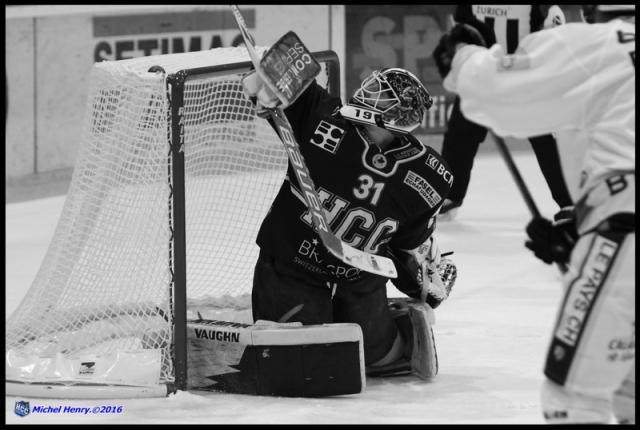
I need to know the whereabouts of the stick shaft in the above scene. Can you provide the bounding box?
[491,132,541,218]
[491,132,568,273]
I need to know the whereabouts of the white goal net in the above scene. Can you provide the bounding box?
[6,47,338,397]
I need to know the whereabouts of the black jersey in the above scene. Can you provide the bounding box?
[255,82,452,286]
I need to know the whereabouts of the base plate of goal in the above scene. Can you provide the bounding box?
[5,381,172,399]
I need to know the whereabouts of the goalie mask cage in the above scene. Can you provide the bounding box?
[6,47,340,399]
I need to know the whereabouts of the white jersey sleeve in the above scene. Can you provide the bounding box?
[444,20,635,200]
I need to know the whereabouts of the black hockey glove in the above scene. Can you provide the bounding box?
[432,18,491,79]
[525,216,578,266]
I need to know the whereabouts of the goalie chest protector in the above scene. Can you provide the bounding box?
[256,95,453,284]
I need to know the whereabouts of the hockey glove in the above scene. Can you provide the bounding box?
[432,19,490,79]
[241,70,281,119]
[525,215,577,266]
[432,34,454,79]
[390,236,458,309]
[423,249,458,309]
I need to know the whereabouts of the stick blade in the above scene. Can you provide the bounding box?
[319,231,398,278]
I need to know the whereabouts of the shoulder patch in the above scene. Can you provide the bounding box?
[425,153,454,185]
[404,170,442,208]
[357,129,426,177]
[310,120,346,154]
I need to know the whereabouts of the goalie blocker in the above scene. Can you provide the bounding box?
[258,30,322,107]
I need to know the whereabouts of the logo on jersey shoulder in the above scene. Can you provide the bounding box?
[372,154,387,169]
[404,170,442,208]
[426,154,453,185]
[310,120,345,154]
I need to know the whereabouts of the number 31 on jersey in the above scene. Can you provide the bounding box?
[354,174,385,206]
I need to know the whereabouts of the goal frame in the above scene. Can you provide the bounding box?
[158,50,340,394]
[5,50,340,399]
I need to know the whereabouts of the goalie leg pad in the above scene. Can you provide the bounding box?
[366,298,438,379]
[408,301,438,379]
[187,319,365,397]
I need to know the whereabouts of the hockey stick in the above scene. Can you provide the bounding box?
[230,5,397,278]
[491,132,542,218]
[490,131,568,273]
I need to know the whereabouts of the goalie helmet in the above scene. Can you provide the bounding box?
[349,68,433,134]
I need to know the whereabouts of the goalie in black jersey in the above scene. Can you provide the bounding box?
[243,65,457,378]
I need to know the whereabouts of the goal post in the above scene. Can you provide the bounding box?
[6,47,341,398]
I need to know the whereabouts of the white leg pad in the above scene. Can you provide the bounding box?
[187,319,365,397]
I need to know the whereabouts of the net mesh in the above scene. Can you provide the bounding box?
[6,47,335,388]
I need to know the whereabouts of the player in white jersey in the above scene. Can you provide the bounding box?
[441,4,635,424]
[433,5,573,221]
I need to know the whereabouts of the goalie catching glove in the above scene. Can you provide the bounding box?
[390,236,457,309]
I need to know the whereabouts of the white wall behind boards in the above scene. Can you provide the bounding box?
[5,5,334,178]
[7,5,460,181]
